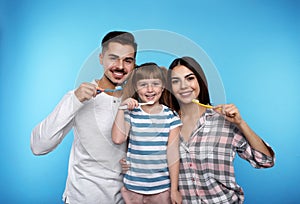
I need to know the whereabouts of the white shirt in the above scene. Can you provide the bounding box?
[31,81,126,204]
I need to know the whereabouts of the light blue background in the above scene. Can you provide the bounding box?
[1,0,299,203]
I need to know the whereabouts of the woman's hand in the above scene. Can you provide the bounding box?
[214,104,243,125]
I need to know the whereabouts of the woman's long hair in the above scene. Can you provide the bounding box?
[166,56,211,113]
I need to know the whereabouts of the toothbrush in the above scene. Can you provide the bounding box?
[97,86,122,94]
[118,101,155,110]
[192,99,216,109]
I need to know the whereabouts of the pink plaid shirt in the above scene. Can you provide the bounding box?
[179,109,274,204]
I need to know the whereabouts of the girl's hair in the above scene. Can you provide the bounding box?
[166,56,211,113]
[122,62,168,105]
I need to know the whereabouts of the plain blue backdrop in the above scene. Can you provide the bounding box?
[1,0,299,203]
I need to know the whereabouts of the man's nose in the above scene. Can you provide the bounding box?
[116,59,124,69]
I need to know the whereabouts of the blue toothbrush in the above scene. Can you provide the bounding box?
[97,86,123,94]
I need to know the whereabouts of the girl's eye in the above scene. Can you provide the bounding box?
[153,82,161,87]
[138,83,147,87]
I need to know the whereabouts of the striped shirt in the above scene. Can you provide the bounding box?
[179,109,275,204]
[123,104,182,194]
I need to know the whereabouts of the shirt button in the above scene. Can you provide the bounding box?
[189,163,192,167]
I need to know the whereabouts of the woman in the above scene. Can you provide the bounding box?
[165,56,275,204]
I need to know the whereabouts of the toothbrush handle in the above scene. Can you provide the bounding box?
[118,105,128,110]
[118,102,150,110]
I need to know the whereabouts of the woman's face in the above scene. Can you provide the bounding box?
[171,65,200,104]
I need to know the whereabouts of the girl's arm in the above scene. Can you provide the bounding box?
[214,104,274,157]
[167,126,182,204]
[112,98,138,145]
[112,109,130,144]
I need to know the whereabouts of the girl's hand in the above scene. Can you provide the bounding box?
[213,104,243,125]
[121,98,139,110]
[171,190,182,204]
[119,157,130,174]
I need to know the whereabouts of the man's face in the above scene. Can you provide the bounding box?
[100,42,136,85]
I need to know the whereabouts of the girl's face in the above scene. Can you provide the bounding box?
[171,65,200,104]
[136,78,164,103]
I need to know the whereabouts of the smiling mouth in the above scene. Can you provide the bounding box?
[145,94,156,101]
[112,69,126,79]
[179,91,193,97]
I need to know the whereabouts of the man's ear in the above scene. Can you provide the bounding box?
[99,53,103,65]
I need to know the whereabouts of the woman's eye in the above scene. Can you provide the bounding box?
[187,76,195,81]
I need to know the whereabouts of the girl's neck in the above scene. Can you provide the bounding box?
[141,102,162,114]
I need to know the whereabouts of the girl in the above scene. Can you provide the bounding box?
[112,63,182,204]
[166,56,275,203]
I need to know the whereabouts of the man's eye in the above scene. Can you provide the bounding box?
[172,79,179,84]
[110,57,118,61]
[125,59,133,64]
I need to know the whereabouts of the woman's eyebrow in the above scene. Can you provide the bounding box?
[184,73,195,78]
[171,73,194,79]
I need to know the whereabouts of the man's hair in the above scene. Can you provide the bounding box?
[101,31,137,57]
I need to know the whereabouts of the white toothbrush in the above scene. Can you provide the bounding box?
[118,101,155,110]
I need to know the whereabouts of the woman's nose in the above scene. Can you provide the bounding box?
[180,79,189,89]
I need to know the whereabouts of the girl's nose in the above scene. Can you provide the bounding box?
[146,84,154,92]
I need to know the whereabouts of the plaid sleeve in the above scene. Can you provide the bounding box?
[233,126,275,168]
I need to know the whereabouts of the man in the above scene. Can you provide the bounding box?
[31,31,137,204]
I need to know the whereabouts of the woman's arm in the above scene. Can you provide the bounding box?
[214,104,274,157]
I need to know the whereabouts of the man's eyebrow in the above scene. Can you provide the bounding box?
[108,54,134,61]
[108,54,119,58]
[124,57,135,61]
